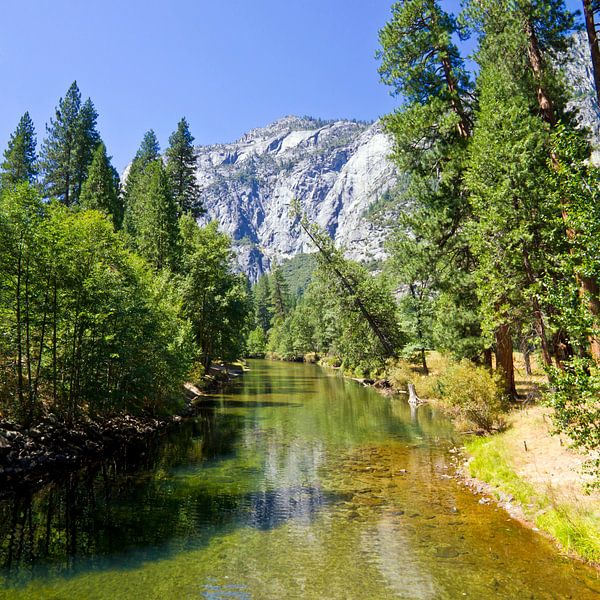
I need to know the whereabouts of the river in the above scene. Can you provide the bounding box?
[0,359,598,599]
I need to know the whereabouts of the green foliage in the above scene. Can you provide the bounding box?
[39,81,100,206]
[180,219,251,368]
[125,160,181,271]
[246,326,268,358]
[123,130,161,227]
[377,0,471,106]
[0,97,251,428]
[438,361,508,432]
[252,274,273,333]
[269,264,290,321]
[0,184,193,422]
[279,253,318,299]
[79,142,122,229]
[166,117,202,217]
[546,358,600,487]
[0,112,37,190]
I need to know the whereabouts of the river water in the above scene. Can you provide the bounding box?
[0,359,598,599]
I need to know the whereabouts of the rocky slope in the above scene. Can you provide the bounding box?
[562,31,600,156]
[195,116,397,281]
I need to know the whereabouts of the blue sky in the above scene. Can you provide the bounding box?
[0,0,584,171]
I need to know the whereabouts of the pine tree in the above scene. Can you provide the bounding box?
[80,142,122,229]
[0,112,37,190]
[123,130,161,236]
[39,82,100,206]
[127,160,180,271]
[166,118,201,217]
[253,274,273,332]
[39,82,81,205]
[377,1,490,374]
[73,98,100,202]
[269,264,290,322]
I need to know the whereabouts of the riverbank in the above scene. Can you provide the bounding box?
[0,363,246,493]
[460,406,600,565]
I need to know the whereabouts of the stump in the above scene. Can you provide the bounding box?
[408,383,421,406]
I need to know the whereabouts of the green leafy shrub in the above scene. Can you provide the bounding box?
[438,361,508,432]
[246,326,268,358]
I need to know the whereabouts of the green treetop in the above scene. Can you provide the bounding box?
[126,159,181,272]
[39,81,100,205]
[0,112,37,190]
[166,117,202,217]
[123,130,161,236]
[80,142,123,229]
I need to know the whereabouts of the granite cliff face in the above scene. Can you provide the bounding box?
[195,116,397,281]
[562,31,600,155]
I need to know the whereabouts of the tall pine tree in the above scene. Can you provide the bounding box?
[166,117,201,217]
[39,81,100,205]
[0,112,37,190]
[80,142,122,229]
[126,160,180,271]
[73,98,100,202]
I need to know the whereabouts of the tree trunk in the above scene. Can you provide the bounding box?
[300,222,396,358]
[524,16,600,363]
[521,245,553,367]
[440,54,471,139]
[483,348,493,370]
[519,336,533,376]
[495,323,516,399]
[583,0,600,107]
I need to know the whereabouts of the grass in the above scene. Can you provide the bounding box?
[466,433,600,564]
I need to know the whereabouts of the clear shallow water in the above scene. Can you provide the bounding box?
[0,359,598,599]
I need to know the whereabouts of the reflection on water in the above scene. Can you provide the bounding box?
[0,360,598,599]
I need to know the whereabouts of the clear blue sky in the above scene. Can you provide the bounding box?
[0,0,583,171]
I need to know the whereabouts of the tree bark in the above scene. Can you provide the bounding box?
[583,0,600,107]
[440,54,471,139]
[495,323,516,399]
[524,16,600,363]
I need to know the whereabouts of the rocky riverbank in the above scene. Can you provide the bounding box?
[0,363,246,494]
[0,414,169,492]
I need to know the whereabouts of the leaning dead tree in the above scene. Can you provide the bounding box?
[290,199,397,359]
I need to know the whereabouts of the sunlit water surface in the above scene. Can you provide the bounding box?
[0,360,598,599]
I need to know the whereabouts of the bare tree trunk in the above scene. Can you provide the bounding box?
[519,336,533,376]
[495,323,516,399]
[299,221,396,358]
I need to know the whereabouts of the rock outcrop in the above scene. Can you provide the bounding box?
[195,116,397,281]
